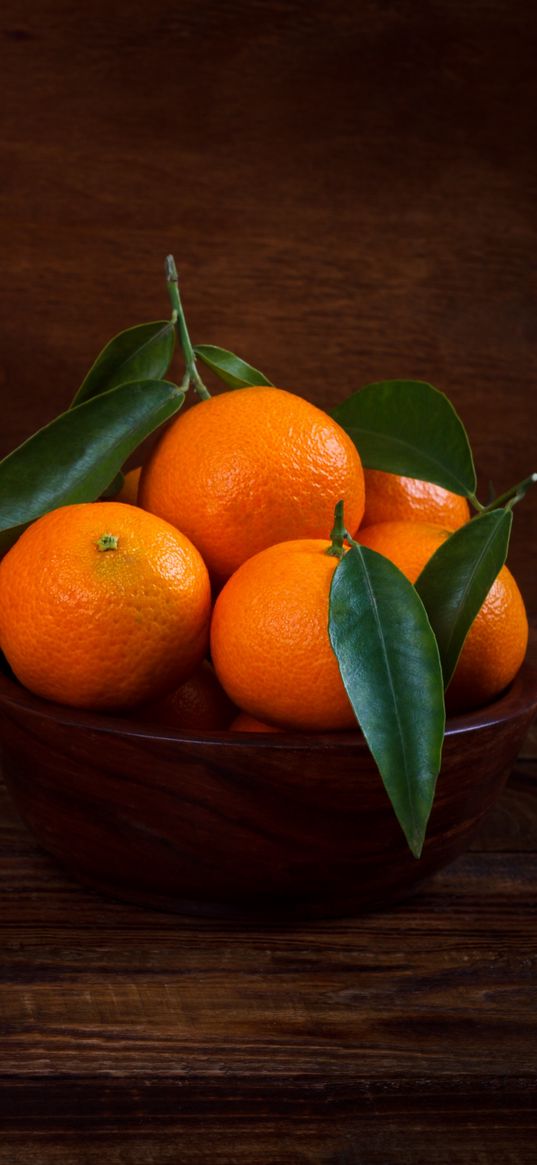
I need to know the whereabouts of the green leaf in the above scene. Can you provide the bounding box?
[415,509,512,689]
[329,544,445,857]
[193,344,273,389]
[332,380,477,496]
[72,321,176,407]
[0,379,184,554]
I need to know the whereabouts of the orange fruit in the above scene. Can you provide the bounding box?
[0,502,211,710]
[357,520,528,712]
[362,469,470,530]
[231,712,282,733]
[211,539,356,731]
[139,387,365,583]
[230,712,354,734]
[115,466,142,506]
[357,520,452,583]
[139,661,236,731]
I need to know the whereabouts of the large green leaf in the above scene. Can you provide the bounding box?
[329,543,445,857]
[0,379,184,554]
[193,344,273,389]
[415,509,512,688]
[332,380,476,496]
[72,321,175,406]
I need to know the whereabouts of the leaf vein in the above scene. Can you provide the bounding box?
[358,555,413,796]
[111,323,172,381]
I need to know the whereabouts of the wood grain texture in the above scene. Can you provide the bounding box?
[1,756,537,1161]
[1,662,536,921]
[0,0,536,612]
[1,1,537,1159]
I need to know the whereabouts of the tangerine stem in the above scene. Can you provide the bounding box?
[165,256,211,401]
[96,533,118,552]
[473,472,537,517]
[468,492,485,513]
[326,500,346,559]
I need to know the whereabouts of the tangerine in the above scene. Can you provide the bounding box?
[231,712,282,733]
[357,520,452,582]
[362,469,470,530]
[139,661,236,731]
[139,387,365,583]
[115,466,141,506]
[0,502,211,710]
[211,538,356,731]
[357,520,528,711]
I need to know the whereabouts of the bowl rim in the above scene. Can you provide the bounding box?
[0,657,536,752]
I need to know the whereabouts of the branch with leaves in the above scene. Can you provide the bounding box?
[0,257,534,856]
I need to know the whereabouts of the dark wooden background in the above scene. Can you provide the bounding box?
[0,0,535,610]
[1,1,537,1161]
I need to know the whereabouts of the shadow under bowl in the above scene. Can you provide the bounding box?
[0,660,536,920]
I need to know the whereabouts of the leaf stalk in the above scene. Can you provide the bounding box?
[165,255,211,401]
[326,500,346,559]
[470,472,537,517]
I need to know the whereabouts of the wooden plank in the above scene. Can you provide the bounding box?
[0,0,536,1159]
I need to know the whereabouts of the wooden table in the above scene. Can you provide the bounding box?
[1,716,536,1163]
[1,1,536,1159]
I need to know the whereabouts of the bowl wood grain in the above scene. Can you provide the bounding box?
[0,660,536,919]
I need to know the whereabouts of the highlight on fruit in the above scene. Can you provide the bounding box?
[0,257,534,857]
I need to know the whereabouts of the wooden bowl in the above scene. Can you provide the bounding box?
[0,658,536,919]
